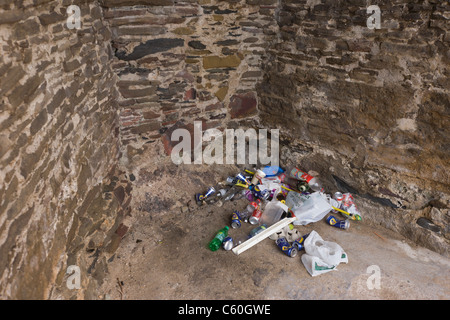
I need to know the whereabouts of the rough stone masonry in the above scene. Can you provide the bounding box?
[0,0,448,299]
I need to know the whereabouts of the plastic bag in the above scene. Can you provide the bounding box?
[286,192,332,225]
[301,231,348,276]
[262,166,284,177]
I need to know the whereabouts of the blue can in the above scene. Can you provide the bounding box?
[196,186,216,203]
[231,211,242,229]
[223,236,234,251]
[292,233,309,251]
[250,185,270,200]
[326,215,350,230]
[204,186,216,198]
[235,173,248,184]
[276,237,298,257]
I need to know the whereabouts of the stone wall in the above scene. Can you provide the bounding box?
[0,0,131,299]
[258,0,449,255]
[101,0,279,159]
[0,0,448,300]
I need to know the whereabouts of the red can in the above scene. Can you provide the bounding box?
[249,208,262,225]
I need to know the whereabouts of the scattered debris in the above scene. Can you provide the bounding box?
[194,165,364,276]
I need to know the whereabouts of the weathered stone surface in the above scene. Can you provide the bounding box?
[100,0,174,7]
[203,55,241,69]
[215,86,228,102]
[130,121,160,134]
[115,26,167,36]
[258,0,450,256]
[173,27,195,35]
[116,38,184,61]
[229,91,257,119]
[7,74,43,107]
[188,40,206,50]
[0,0,124,300]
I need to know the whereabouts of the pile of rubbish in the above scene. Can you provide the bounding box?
[195,165,362,277]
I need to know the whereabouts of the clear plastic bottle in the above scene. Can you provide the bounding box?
[249,224,267,238]
[284,166,323,192]
[241,200,260,223]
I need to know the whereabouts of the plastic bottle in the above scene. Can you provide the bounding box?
[249,224,267,238]
[284,166,323,192]
[223,186,239,201]
[208,226,229,251]
[260,187,288,227]
[282,175,309,192]
[240,200,260,222]
[234,234,249,246]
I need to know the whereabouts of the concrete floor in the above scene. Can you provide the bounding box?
[98,158,450,300]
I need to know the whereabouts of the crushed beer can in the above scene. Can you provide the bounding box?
[222,236,234,251]
[195,186,216,203]
[276,237,298,257]
[326,215,350,230]
[292,233,309,251]
[235,173,249,185]
[249,207,262,225]
[231,210,243,229]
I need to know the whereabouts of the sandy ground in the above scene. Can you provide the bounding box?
[98,146,450,300]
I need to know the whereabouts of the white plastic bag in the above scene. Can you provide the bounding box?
[301,231,348,276]
[286,192,332,225]
[301,254,338,277]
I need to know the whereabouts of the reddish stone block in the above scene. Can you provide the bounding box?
[115,223,129,238]
[184,88,197,101]
[229,91,258,119]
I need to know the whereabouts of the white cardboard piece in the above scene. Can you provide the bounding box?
[231,217,297,255]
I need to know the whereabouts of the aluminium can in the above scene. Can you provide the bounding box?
[222,236,234,251]
[326,215,350,230]
[276,237,298,257]
[249,208,262,225]
[231,211,242,229]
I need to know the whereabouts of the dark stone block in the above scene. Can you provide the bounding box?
[99,0,174,7]
[214,9,237,14]
[13,19,40,39]
[417,217,441,233]
[116,38,184,61]
[130,121,161,134]
[7,74,43,107]
[38,11,65,26]
[114,186,125,204]
[188,40,206,50]
[30,109,48,135]
[214,39,239,46]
